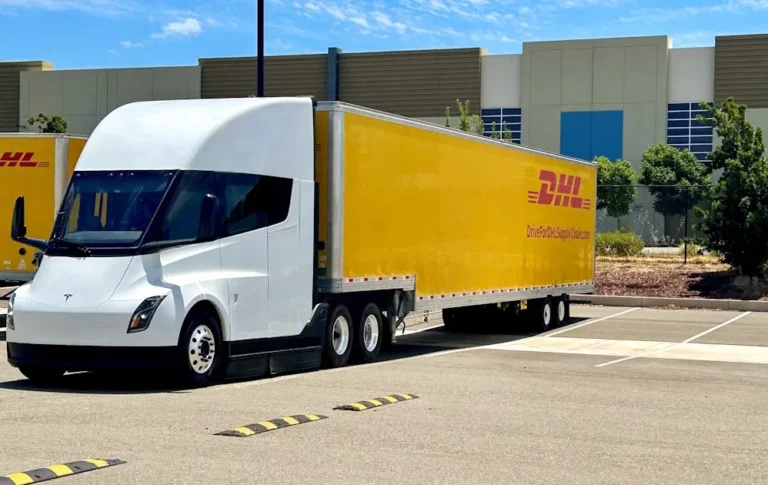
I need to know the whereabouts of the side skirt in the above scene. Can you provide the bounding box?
[223,303,328,380]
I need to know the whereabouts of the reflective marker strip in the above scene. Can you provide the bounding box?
[82,459,109,468]
[259,421,279,430]
[367,399,383,407]
[282,417,300,426]
[383,396,398,403]
[233,427,256,436]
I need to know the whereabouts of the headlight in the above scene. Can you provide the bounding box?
[127,295,167,333]
[6,292,14,330]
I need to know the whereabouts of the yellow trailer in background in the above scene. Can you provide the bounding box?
[0,133,87,282]
[315,102,596,332]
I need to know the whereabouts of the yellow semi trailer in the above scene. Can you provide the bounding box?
[314,102,596,334]
[0,133,87,282]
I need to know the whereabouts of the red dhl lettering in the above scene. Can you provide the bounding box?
[527,169,591,210]
[0,152,50,168]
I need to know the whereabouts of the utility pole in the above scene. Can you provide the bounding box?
[257,0,264,97]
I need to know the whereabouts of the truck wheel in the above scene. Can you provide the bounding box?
[442,308,469,332]
[352,303,383,364]
[18,366,65,385]
[177,309,224,388]
[555,296,568,327]
[323,304,354,368]
[534,298,554,333]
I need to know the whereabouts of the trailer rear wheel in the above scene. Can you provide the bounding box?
[352,303,383,364]
[556,296,568,326]
[323,304,354,368]
[533,298,554,333]
[442,307,470,332]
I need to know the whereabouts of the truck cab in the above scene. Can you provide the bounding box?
[6,97,327,387]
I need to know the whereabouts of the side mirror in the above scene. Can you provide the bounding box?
[11,196,26,240]
[198,193,219,242]
[11,196,47,251]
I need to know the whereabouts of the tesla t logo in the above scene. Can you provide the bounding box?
[527,169,592,210]
[0,152,50,168]
[63,294,72,302]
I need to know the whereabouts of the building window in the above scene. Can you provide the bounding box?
[667,103,714,161]
[481,108,522,144]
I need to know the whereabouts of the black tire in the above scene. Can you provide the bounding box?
[352,303,384,364]
[532,298,554,333]
[442,307,470,332]
[176,308,224,388]
[323,304,354,368]
[18,366,65,384]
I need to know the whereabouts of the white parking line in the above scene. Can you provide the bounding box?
[225,306,641,390]
[595,311,752,368]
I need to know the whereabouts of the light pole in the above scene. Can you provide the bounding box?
[257,0,264,97]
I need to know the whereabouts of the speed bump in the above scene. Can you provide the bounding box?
[333,393,419,411]
[215,414,328,437]
[0,459,125,484]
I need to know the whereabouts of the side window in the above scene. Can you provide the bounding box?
[221,173,293,237]
[152,171,217,242]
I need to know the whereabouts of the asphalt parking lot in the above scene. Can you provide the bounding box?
[2,304,768,484]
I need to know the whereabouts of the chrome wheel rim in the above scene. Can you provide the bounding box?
[188,324,216,374]
[363,314,380,352]
[558,300,566,321]
[332,316,350,356]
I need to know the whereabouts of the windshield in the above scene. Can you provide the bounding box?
[52,170,175,247]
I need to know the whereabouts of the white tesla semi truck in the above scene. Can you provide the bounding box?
[5,97,596,387]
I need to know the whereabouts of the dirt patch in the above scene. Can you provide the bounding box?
[595,256,768,301]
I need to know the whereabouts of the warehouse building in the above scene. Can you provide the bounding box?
[2,33,768,241]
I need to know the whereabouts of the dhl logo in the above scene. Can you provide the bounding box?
[0,152,50,168]
[527,169,592,210]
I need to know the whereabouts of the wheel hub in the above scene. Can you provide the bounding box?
[332,316,350,356]
[363,314,380,352]
[188,324,216,375]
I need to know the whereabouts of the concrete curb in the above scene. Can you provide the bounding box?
[571,294,768,312]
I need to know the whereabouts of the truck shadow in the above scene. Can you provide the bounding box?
[0,317,587,395]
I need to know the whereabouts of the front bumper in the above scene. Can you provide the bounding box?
[7,343,178,372]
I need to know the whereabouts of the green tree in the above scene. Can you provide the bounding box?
[596,156,637,228]
[639,143,710,218]
[695,97,768,276]
[444,99,482,135]
[26,113,68,133]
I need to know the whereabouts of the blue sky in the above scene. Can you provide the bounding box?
[2,0,768,69]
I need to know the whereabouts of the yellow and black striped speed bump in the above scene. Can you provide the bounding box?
[333,393,419,411]
[215,414,328,437]
[0,458,125,484]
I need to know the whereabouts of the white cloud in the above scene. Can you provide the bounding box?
[373,11,408,34]
[151,18,202,39]
[120,40,144,48]
[0,0,137,16]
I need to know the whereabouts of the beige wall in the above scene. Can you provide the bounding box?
[668,47,714,103]
[481,54,521,108]
[19,66,201,136]
[521,35,669,167]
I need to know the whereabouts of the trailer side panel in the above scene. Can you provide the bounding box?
[325,104,595,304]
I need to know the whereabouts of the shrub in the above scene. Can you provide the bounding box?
[596,230,644,257]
